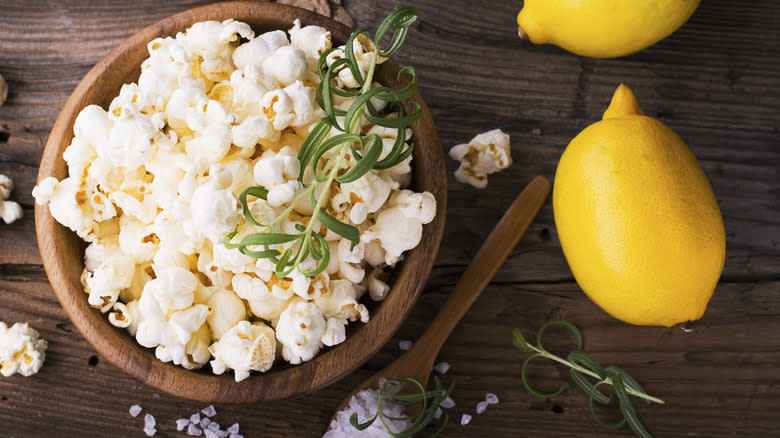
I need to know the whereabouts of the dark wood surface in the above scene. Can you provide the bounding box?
[0,0,778,437]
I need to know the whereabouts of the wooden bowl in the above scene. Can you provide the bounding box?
[35,1,446,403]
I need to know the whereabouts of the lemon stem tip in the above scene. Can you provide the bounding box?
[603,83,644,120]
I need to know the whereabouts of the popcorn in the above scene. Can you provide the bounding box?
[0,322,47,377]
[449,129,512,189]
[263,45,308,87]
[206,288,247,340]
[288,19,332,63]
[209,320,276,382]
[0,199,23,225]
[275,300,327,364]
[35,18,437,376]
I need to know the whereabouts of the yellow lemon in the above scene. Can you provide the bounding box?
[553,84,725,326]
[517,0,700,58]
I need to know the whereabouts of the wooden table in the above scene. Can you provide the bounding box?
[1,1,778,437]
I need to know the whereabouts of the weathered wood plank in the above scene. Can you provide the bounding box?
[0,0,778,437]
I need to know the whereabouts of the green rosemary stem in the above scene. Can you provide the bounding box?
[524,343,664,405]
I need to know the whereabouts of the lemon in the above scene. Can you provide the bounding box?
[517,0,700,58]
[553,84,725,327]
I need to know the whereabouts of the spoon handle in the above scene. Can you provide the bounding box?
[414,175,551,355]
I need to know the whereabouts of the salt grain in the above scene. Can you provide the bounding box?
[434,407,443,420]
[227,423,240,434]
[485,393,499,405]
[129,405,143,417]
[144,413,156,428]
[204,429,219,438]
[207,422,220,431]
[440,395,455,409]
[190,413,202,423]
[202,405,218,417]
[460,413,472,425]
[187,423,204,436]
[531,128,542,135]
[399,340,412,351]
[143,426,156,437]
[324,379,411,437]
[176,418,191,431]
[200,417,212,427]
[476,400,489,414]
[433,362,450,374]
[229,435,244,438]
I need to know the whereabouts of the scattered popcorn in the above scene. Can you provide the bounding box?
[476,400,489,415]
[34,17,436,378]
[0,73,6,106]
[398,340,412,351]
[449,128,512,189]
[485,392,499,405]
[433,361,450,374]
[129,405,143,417]
[0,322,47,377]
[460,413,472,425]
[0,174,23,225]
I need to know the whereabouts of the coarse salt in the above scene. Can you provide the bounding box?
[200,417,212,427]
[129,405,143,417]
[187,422,204,436]
[433,361,450,374]
[227,423,240,434]
[177,418,191,431]
[460,413,472,425]
[323,379,410,437]
[440,394,455,409]
[144,413,156,428]
[143,426,157,437]
[204,429,219,438]
[190,413,202,423]
[398,340,412,351]
[485,392,499,405]
[476,400,489,415]
[202,405,218,417]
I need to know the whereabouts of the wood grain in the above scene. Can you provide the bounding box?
[0,0,778,436]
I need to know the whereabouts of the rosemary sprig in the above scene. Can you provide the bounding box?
[350,376,454,437]
[226,5,421,278]
[512,320,663,438]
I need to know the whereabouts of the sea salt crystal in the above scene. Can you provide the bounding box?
[200,417,212,427]
[476,400,489,414]
[434,407,443,419]
[324,379,411,437]
[460,413,472,425]
[227,423,240,434]
[190,413,202,423]
[399,340,412,351]
[207,422,220,431]
[440,395,455,409]
[485,393,499,405]
[531,128,542,135]
[176,418,191,431]
[144,413,156,428]
[143,426,157,437]
[202,405,218,417]
[129,405,143,417]
[229,435,244,438]
[187,423,204,436]
[204,429,220,438]
[433,362,450,374]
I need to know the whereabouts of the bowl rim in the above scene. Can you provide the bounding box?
[35,1,447,403]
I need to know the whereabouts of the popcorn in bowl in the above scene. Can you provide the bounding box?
[34,16,435,382]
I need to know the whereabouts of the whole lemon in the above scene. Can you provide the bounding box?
[553,84,725,327]
[517,0,700,58]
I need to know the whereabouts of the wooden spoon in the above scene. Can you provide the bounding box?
[328,175,551,430]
